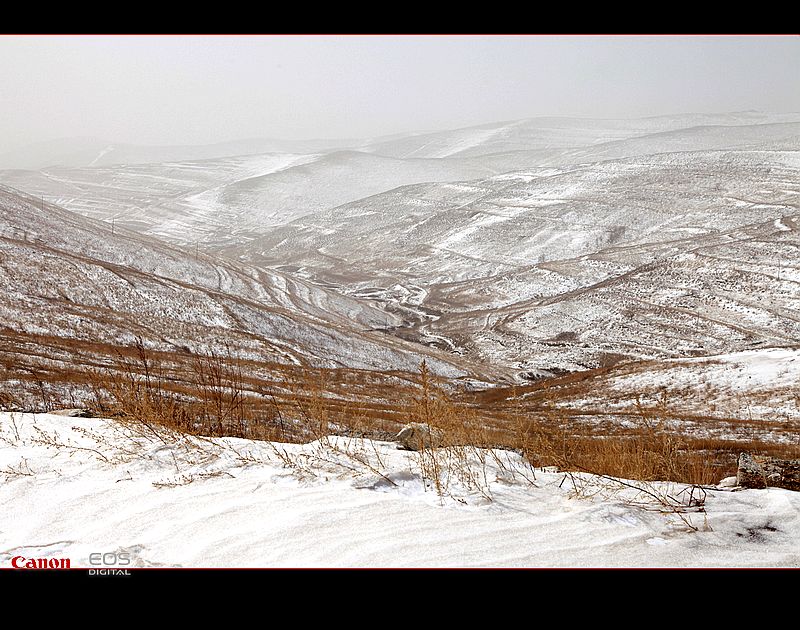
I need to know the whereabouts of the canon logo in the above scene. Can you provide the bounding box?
[11,556,71,569]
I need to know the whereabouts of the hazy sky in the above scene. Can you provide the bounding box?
[1,35,798,150]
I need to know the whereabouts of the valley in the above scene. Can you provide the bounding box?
[1,112,798,458]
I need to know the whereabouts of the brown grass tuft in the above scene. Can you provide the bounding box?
[2,329,797,489]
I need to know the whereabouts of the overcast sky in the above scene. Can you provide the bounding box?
[1,35,798,150]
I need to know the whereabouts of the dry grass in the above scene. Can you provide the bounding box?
[96,338,297,442]
[2,329,798,489]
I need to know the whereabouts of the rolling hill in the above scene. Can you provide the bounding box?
[0,184,477,411]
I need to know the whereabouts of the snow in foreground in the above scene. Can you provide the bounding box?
[0,412,797,568]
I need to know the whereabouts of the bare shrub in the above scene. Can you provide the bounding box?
[93,338,283,442]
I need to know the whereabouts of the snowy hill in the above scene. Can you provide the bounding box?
[2,112,799,411]
[152,150,506,243]
[361,113,800,159]
[241,150,800,282]
[0,185,471,396]
[1,151,504,248]
[1,411,797,568]
[229,147,800,375]
[552,347,800,426]
[0,153,320,244]
[441,209,800,374]
[6,114,798,253]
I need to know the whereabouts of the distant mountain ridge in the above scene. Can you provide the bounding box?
[4,111,798,170]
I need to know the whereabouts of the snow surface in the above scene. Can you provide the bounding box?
[579,347,800,425]
[1,412,797,568]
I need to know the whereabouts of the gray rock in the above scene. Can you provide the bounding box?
[737,452,768,489]
[737,452,800,491]
[394,422,444,451]
[50,408,93,418]
[756,455,800,492]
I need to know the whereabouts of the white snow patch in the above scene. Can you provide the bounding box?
[1,412,798,568]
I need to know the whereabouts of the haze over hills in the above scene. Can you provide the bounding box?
[4,113,799,250]
[4,111,797,169]
[0,136,365,170]
[359,112,800,159]
[0,153,322,244]
[0,149,524,247]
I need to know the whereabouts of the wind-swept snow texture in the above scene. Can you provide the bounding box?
[1,412,797,568]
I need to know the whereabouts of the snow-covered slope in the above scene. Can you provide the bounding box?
[232,146,799,376]
[1,412,797,568]
[455,210,800,373]
[1,151,507,247]
[554,121,800,165]
[361,113,800,159]
[0,185,470,380]
[151,150,506,243]
[560,347,800,424]
[7,115,798,252]
[241,150,800,282]
[0,153,320,245]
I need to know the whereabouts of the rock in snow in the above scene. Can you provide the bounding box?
[754,455,800,492]
[737,452,800,491]
[737,452,768,489]
[49,408,93,418]
[394,422,444,450]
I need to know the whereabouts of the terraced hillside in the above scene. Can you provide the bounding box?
[0,185,476,407]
